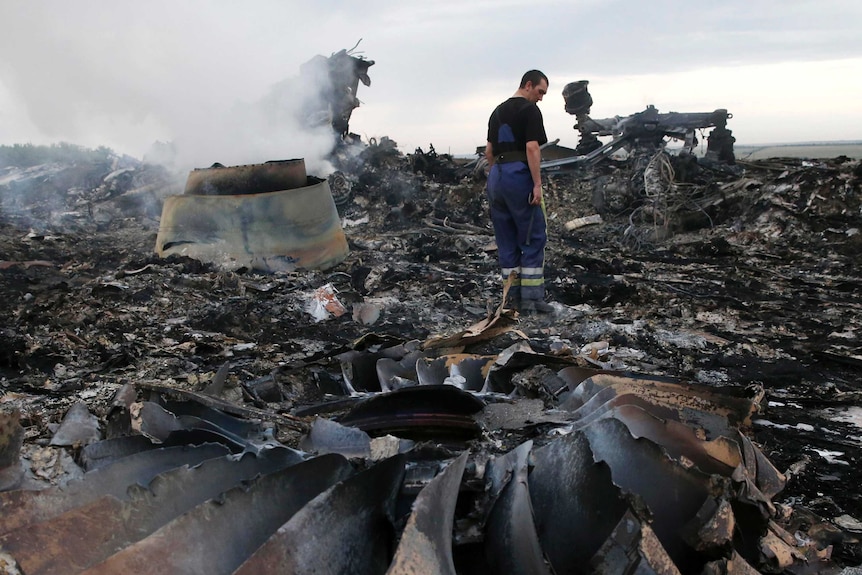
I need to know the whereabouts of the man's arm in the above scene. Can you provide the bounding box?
[485,141,495,167]
[526,140,542,205]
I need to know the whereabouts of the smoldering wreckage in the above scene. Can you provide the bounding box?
[1,49,861,575]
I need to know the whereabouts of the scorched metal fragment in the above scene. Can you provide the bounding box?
[156,160,348,273]
[388,452,468,575]
[81,454,352,575]
[233,454,406,575]
[1,449,303,575]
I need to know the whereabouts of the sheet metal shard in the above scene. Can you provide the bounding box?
[559,387,739,450]
[478,399,572,432]
[416,354,495,391]
[202,360,230,396]
[738,433,786,500]
[136,401,285,454]
[105,383,136,438]
[48,401,100,447]
[376,349,427,391]
[583,418,719,571]
[234,454,406,575]
[378,345,543,395]
[588,402,742,477]
[681,497,736,553]
[156,168,348,273]
[82,453,352,575]
[0,443,229,536]
[700,551,761,575]
[590,509,682,575]
[337,385,484,440]
[481,348,575,395]
[484,441,552,575]
[529,432,629,572]
[162,399,264,439]
[1,450,301,575]
[135,381,310,434]
[558,382,782,500]
[79,435,159,471]
[559,370,760,437]
[299,417,373,458]
[137,401,250,450]
[388,452,468,575]
[338,340,418,393]
[758,525,805,572]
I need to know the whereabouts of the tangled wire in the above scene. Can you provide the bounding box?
[623,150,714,250]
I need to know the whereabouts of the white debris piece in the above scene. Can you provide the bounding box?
[564,214,603,231]
[307,283,347,322]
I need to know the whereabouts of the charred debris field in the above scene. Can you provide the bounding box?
[1,141,862,574]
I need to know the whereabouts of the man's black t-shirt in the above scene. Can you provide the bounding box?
[487,97,548,156]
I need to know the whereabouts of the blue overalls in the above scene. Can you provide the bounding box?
[487,156,547,305]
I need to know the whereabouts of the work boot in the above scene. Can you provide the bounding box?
[504,293,520,311]
[503,280,521,311]
[519,300,555,314]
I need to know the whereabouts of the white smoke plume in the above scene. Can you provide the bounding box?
[164,65,342,175]
[0,4,373,176]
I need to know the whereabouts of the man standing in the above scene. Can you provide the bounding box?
[485,70,554,314]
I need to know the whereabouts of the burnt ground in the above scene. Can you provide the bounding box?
[1,146,862,567]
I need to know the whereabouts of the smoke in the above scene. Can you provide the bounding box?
[164,66,342,176]
[0,4,373,177]
[0,55,347,177]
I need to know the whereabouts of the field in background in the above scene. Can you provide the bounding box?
[735,142,862,160]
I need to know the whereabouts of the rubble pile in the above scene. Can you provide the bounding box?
[0,145,861,573]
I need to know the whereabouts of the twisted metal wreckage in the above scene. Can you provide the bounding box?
[0,327,808,574]
[541,79,736,172]
[155,46,373,273]
[0,50,854,574]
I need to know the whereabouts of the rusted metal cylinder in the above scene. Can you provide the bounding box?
[156,168,349,272]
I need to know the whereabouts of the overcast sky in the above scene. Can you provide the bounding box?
[1,0,860,169]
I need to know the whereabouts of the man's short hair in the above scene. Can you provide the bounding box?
[520,70,549,89]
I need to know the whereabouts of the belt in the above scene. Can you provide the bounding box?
[494,151,528,164]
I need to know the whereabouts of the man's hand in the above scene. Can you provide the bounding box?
[530,183,543,205]
[526,141,543,205]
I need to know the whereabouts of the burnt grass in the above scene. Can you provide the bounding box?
[2,150,862,562]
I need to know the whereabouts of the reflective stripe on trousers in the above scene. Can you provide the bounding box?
[487,162,546,302]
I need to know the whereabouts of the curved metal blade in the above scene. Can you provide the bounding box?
[0,443,229,536]
[2,449,303,574]
[484,441,552,575]
[583,418,716,572]
[82,453,352,575]
[234,454,406,575]
[529,431,629,572]
[388,452,468,575]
